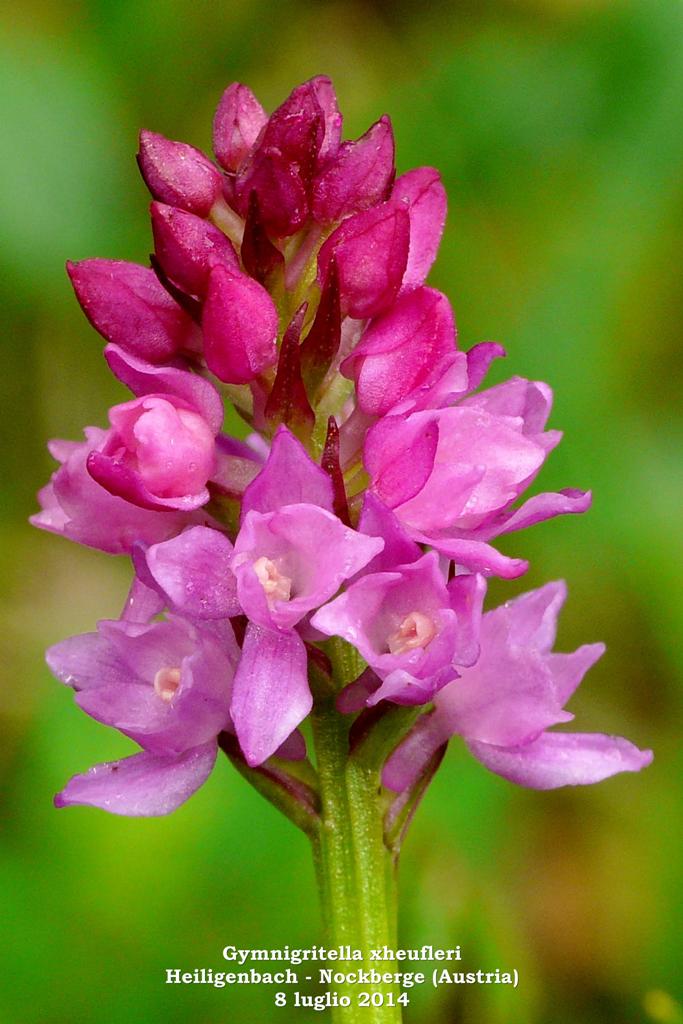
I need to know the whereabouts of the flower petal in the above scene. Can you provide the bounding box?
[392,167,447,287]
[357,492,422,574]
[382,712,450,793]
[492,489,593,538]
[342,287,457,417]
[46,631,128,691]
[492,580,567,652]
[447,573,486,667]
[241,426,334,520]
[410,533,529,580]
[137,131,223,216]
[464,342,506,392]
[365,416,439,509]
[104,343,224,434]
[54,742,217,815]
[230,624,311,767]
[461,377,554,434]
[86,449,210,514]
[121,575,165,624]
[467,732,653,789]
[546,644,606,705]
[144,526,240,619]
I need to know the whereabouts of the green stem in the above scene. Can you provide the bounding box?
[309,646,404,1024]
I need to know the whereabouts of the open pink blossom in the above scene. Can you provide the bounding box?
[312,553,485,705]
[364,376,590,577]
[384,582,652,792]
[231,504,383,632]
[48,614,238,815]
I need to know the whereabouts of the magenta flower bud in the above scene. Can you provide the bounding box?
[137,130,224,216]
[150,202,239,296]
[87,394,216,511]
[236,153,309,237]
[213,82,267,172]
[67,258,198,362]
[259,76,335,173]
[312,115,395,223]
[341,286,457,415]
[233,90,321,235]
[234,77,341,237]
[317,202,410,318]
[202,264,278,384]
[392,167,447,287]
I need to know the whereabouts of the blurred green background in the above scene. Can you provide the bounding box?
[1,1,682,1021]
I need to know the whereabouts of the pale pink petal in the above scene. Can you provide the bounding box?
[55,742,217,815]
[468,733,653,789]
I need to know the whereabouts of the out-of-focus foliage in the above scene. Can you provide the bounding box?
[1,1,681,1022]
